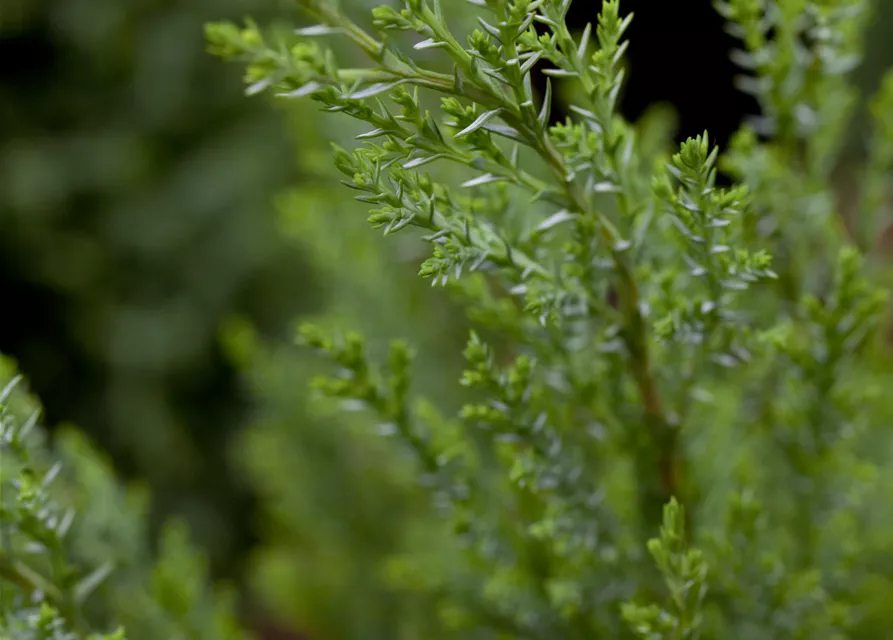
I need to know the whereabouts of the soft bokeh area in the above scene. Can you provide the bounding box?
[3,0,893,637]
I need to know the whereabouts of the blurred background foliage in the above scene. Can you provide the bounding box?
[0,0,316,577]
[2,0,892,637]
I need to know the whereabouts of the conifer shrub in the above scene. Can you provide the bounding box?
[205,0,893,636]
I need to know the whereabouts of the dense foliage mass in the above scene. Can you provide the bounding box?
[0,359,247,639]
[6,0,893,638]
[205,0,893,637]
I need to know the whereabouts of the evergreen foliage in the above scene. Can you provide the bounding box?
[0,358,247,639]
[205,0,893,637]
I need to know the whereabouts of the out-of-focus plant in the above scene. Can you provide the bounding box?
[0,0,322,575]
[217,88,473,635]
[0,356,249,640]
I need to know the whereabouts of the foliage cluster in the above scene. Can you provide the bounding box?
[7,0,893,638]
[205,0,893,637]
[0,358,247,639]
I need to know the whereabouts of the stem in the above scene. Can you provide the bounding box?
[527,110,676,534]
[536,8,678,530]
[298,0,383,59]
[0,553,70,616]
[300,0,676,530]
